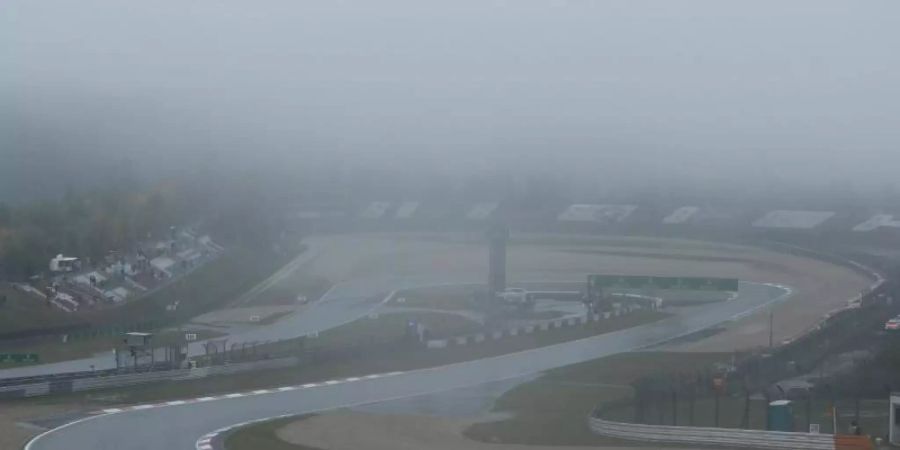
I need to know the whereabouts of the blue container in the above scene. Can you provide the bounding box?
[767,400,794,432]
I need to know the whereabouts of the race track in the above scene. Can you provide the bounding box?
[26,281,789,450]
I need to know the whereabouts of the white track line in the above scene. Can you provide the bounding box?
[84,371,406,418]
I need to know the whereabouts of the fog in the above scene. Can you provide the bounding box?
[2,0,899,201]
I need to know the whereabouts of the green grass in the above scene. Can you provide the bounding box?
[501,309,565,320]
[308,311,484,350]
[245,274,332,307]
[225,416,319,450]
[392,285,480,311]
[255,310,295,326]
[464,351,733,446]
[114,246,293,324]
[0,284,81,335]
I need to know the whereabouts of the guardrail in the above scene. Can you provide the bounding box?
[587,415,872,450]
[0,363,177,388]
[0,357,297,399]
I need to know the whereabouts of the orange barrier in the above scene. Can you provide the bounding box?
[834,434,873,450]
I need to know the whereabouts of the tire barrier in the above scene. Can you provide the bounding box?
[424,294,658,349]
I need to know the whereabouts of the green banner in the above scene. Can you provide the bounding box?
[589,275,738,292]
[0,353,40,364]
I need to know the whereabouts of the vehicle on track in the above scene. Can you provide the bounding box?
[884,317,900,331]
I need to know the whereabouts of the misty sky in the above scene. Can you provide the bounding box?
[2,1,900,200]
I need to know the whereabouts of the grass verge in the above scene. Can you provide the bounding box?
[244,274,332,307]
[0,285,78,336]
[224,416,319,450]
[463,351,732,446]
[392,285,480,311]
[310,311,484,348]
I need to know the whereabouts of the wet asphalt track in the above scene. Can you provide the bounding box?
[26,281,789,450]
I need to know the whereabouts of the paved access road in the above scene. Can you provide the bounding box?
[26,282,788,450]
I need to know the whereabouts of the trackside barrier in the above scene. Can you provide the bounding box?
[0,357,298,398]
[587,416,873,450]
[424,294,659,349]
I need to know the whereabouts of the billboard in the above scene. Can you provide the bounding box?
[588,275,739,292]
[662,206,700,224]
[558,204,636,223]
[360,202,391,219]
[467,202,498,220]
[752,210,835,229]
[853,214,900,232]
[0,353,39,364]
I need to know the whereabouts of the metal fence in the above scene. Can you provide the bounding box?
[587,415,871,450]
[0,357,297,399]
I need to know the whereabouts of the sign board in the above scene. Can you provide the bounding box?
[589,275,739,292]
[853,214,900,232]
[466,202,498,220]
[249,315,261,322]
[125,332,152,347]
[360,202,391,219]
[185,333,198,342]
[712,376,725,392]
[395,201,419,219]
[0,353,39,364]
[809,423,820,434]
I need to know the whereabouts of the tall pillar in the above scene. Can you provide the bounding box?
[488,223,509,296]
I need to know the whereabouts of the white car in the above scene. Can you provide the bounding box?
[885,317,900,331]
[497,287,529,304]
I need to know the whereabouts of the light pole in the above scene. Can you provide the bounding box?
[768,308,774,348]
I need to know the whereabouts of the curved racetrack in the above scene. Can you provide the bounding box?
[21,233,875,450]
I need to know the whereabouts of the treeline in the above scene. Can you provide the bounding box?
[0,181,197,280]
[0,175,281,281]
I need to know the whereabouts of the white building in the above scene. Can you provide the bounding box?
[150,256,176,278]
[49,254,80,272]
